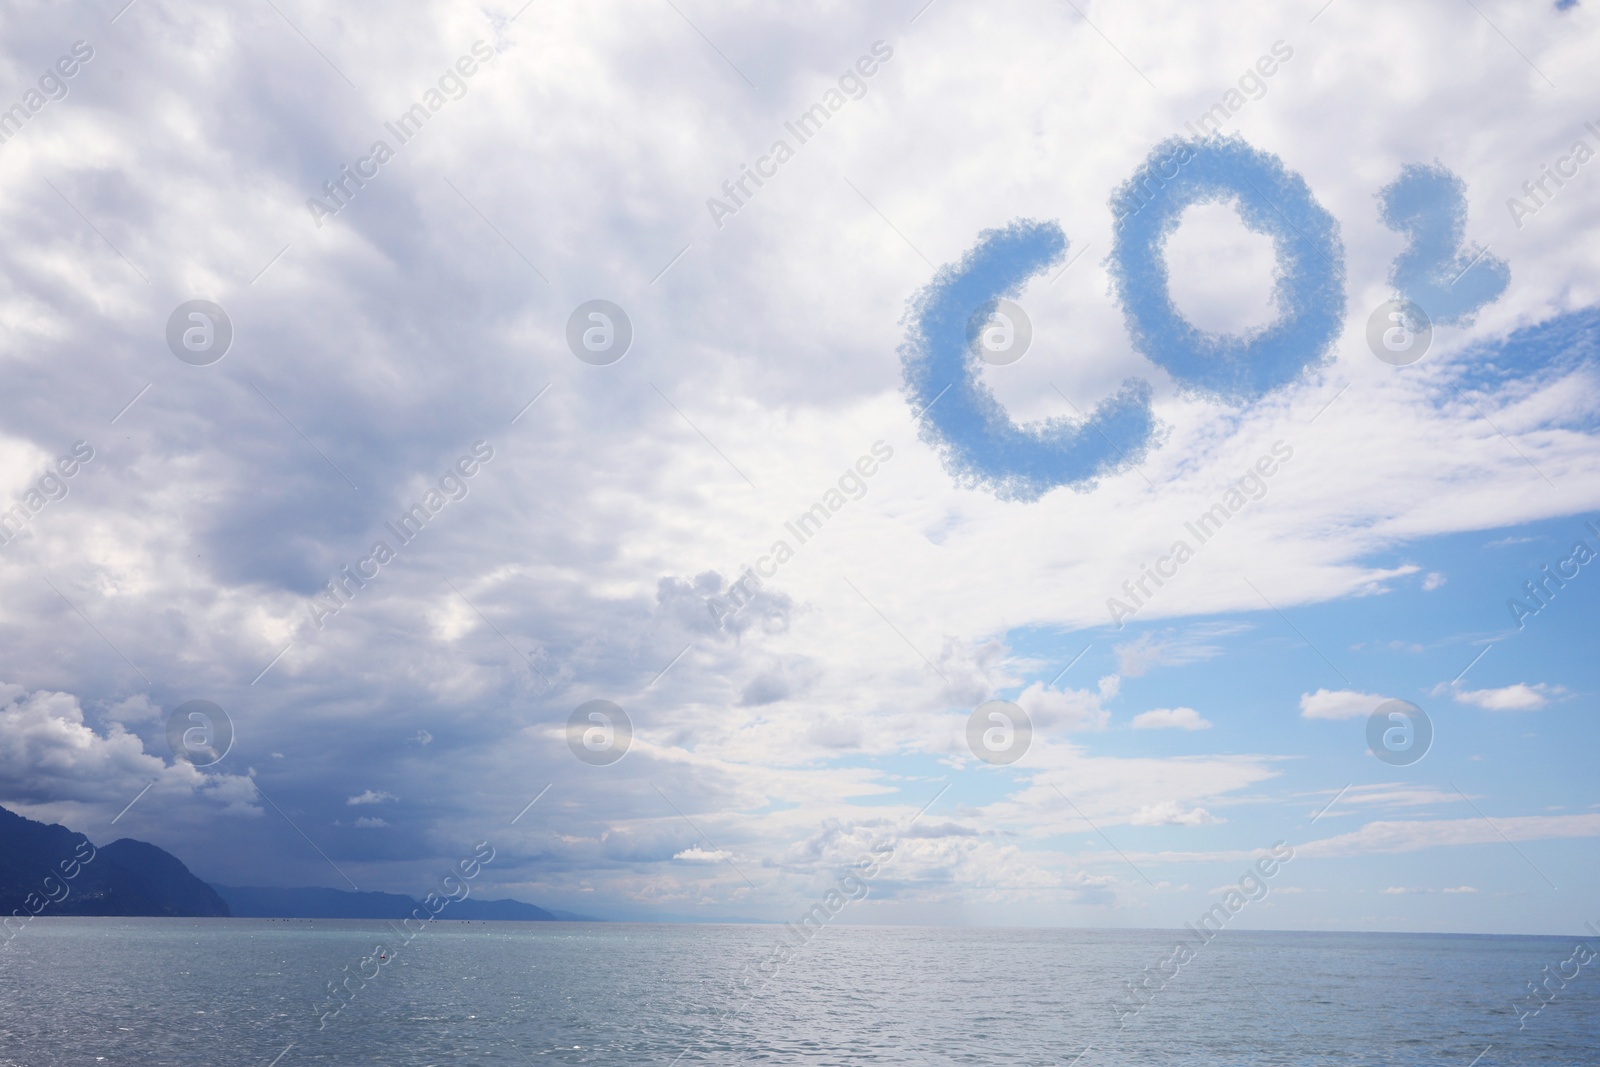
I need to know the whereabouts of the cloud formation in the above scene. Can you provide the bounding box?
[1298,689,1389,720]
[1447,682,1559,711]
[1130,707,1212,730]
[0,0,1592,935]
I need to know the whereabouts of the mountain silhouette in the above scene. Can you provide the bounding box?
[0,804,591,923]
[0,804,228,918]
[213,884,584,921]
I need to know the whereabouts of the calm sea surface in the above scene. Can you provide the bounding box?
[0,920,1595,1065]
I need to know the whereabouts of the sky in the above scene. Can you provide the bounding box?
[0,0,1596,935]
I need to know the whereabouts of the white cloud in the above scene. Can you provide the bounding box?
[0,688,159,804]
[1130,706,1212,731]
[674,847,731,863]
[1299,689,1390,720]
[0,684,257,822]
[351,817,389,829]
[0,687,155,800]
[1384,885,1478,895]
[1448,683,1559,711]
[348,790,399,805]
[1129,801,1221,827]
[1298,815,1600,858]
[1014,675,1118,733]
[1121,813,1600,866]
[1312,784,1473,814]
[1422,572,1446,591]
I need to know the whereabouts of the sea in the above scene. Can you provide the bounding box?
[0,920,1595,1065]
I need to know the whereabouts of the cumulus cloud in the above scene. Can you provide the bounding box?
[348,790,399,805]
[1129,801,1221,827]
[0,683,257,821]
[1130,707,1212,730]
[934,638,1017,711]
[0,685,160,805]
[1299,689,1390,720]
[674,847,731,863]
[1015,675,1119,732]
[1447,682,1560,711]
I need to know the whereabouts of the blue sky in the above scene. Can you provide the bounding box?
[0,0,1595,935]
[981,510,1600,931]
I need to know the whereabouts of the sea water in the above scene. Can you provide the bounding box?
[0,920,1595,1065]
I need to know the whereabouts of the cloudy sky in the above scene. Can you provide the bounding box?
[0,0,1596,935]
